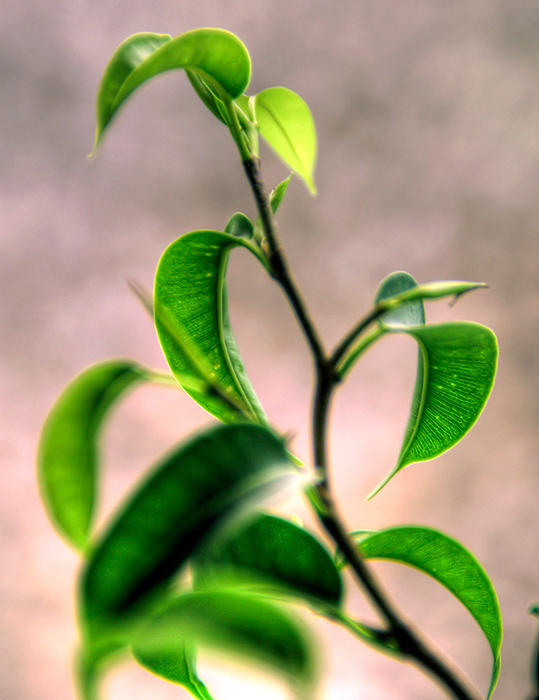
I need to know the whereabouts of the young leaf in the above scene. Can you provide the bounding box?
[368,321,498,498]
[134,641,215,700]
[387,280,488,306]
[37,360,146,550]
[270,173,293,214]
[254,174,293,242]
[154,230,267,425]
[254,87,317,193]
[193,512,343,607]
[133,591,317,694]
[224,212,254,238]
[81,424,295,643]
[356,526,502,698]
[93,29,251,151]
[374,270,425,329]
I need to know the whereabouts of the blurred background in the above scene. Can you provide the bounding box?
[2,1,539,698]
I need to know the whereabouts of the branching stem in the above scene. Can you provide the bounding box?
[241,154,480,700]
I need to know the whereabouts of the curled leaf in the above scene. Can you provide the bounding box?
[357,526,502,698]
[93,29,251,152]
[368,321,498,498]
[37,360,146,550]
[154,230,267,424]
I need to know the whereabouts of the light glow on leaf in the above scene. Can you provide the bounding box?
[357,526,502,698]
[154,230,267,425]
[254,87,317,193]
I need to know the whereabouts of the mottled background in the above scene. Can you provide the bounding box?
[2,1,539,699]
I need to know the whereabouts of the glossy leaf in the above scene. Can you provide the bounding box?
[154,230,267,424]
[37,360,146,550]
[133,591,316,693]
[357,526,502,698]
[81,424,295,643]
[134,641,215,700]
[368,321,498,498]
[254,87,317,193]
[93,29,251,151]
[194,512,343,607]
[374,270,425,329]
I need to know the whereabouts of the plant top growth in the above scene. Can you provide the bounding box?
[37,27,536,700]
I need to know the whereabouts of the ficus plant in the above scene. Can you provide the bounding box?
[37,26,538,700]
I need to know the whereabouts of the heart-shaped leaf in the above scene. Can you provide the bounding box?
[93,29,251,152]
[356,526,502,698]
[368,321,498,498]
[254,87,317,193]
[133,591,317,694]
[37,360,146,550]
[193,512,343,607]
[81,424,295,644]
[154,230,267,425]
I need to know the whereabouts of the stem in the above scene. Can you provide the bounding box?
[242,157,326,367]
[239,152,480,700]
[331,301,389,367]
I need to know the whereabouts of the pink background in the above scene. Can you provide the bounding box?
[2,1,539,699]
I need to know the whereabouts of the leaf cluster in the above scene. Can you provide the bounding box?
[37,27,509,700]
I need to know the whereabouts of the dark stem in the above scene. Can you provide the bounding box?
[331,302,388,367]
[242,154,480,700]
[243,158,326,366]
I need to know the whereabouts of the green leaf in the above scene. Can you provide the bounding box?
[357,526,502,698]
[186,70,230,126]
[134,641,215,700]
[224,212,254,238]
[37,360,146,550]
[254,87,317,193]
[154,230,267,424]
[92,29,251,152]
[194,513,343,607]
[368,321,498,499]
[337,277,488,379]
[254,174,293,242]
[374,270,425,329]
[81,424,295,644]
[270,174,293,214]
[133,591,317,694]
[387,280,488,306]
